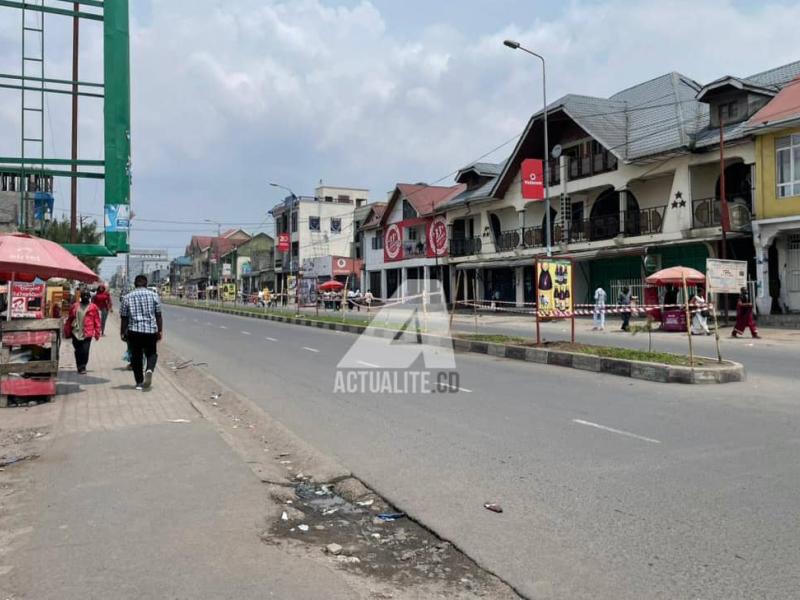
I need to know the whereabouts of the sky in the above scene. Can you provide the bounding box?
[1,0,799,279]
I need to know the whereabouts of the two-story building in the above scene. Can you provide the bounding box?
[442,60,800,307]
[185,229,251,292]
[749,76,800,314]
[270,185,368,294]
[362,183,464,300]
[220,232,275,295]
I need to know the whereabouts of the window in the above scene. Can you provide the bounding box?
[777,134,800,198]
[719,101,739,122]
[407,228,417,241]
[309,216,320,231]
[291,212,297,233]
[330,218,342,233]
[371,231,383,250]
[324,196,333,203]
[402,199,417,220]
[337,195,351,204]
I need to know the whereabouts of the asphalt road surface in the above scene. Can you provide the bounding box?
[162,304,800,600]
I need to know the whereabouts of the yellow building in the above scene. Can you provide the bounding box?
[750,77,800,314]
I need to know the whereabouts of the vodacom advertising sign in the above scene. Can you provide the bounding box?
[384,224,402,262]
[426,216,448,258]
[521,158,544,200]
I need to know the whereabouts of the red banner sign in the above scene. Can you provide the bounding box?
[521,159,544,200]
[426,216,448,258]
[277,232,290,253]
[384,224,402,262]
[10,283,45,319]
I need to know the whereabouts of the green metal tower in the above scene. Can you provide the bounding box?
[0,0,131,257]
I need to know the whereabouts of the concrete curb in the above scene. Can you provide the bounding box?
[165,301,745,384]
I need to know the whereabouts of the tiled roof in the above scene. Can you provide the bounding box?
[747,77,800,129]
[395,183,466,216]
[361,203,387,230]
[490,59,800,197]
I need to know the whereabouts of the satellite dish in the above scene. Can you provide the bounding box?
[551,144,562,159]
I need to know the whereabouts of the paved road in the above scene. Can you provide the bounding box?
[163,304,800,599]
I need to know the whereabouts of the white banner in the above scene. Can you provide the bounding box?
[706,258,747,294]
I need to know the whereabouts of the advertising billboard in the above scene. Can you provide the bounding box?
[521,159,545,201]
[706,259,747,294]
[535,259,572,317]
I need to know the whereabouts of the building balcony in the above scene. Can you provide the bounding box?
[691,198,752,231]
[403,240,427,258]
[492,206,667,252]
[450,237,482,257]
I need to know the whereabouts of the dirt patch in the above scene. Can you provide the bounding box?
[264,477,515,598]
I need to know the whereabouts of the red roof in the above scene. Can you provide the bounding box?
[748,77,800,127]
[381,183,465,226]
[361,203,387,230]
[189,235,213,251]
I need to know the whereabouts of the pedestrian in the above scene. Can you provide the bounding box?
[592,286,607,330]
[618,286,632,331]
[64,288,102,374]
[120,274,163,390]
[732,287,759,338]
[92,284,113,335]
[690,288,710,335]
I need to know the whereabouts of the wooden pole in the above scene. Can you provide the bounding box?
[472,274,478,335]
[449,269,461,329]
[342,276,350,322]
[535,261,541,346]
[682,272,694,367]
[711,299,722,363]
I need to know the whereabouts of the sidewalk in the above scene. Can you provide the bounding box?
[0,318,362,599]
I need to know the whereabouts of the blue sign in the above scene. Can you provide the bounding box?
[105,204,131,232]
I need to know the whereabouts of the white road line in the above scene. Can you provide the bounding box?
[241,331,251,335]
[572,419,661,444]
[219,325,228,329]
[302,347,320,353]
[436,382,473,393]
[356,360,381,368]
[266,337,278,342]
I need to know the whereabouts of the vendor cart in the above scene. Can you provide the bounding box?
[0,318,61,407]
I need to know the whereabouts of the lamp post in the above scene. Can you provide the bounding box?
[204,218,221,295]
[268,182,298,306]
[503,39,552,257]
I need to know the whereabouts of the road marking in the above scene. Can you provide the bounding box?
[356,360,381,368]
[572,419,661,444]
[241,331,251,335]
[266,337,278,342]
[438,382,472,393]
[219,325,228,329]
[302,346,320,353]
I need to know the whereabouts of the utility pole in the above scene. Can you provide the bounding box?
[503,39,552,257]
[69,3,79,242]
[718,105,731,319]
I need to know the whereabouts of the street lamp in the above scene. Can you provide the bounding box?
[268,182,298,306]
[503,39,552,257]
[204,218,222,294]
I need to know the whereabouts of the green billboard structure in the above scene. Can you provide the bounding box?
[0,0,131,257]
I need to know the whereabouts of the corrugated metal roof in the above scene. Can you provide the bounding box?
[746,60,800,88]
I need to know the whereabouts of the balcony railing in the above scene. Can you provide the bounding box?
[403,240,427,257]
[495,229,521,251]
[450,237,482,257]
[517,206,667,248]
[692,198,752,231]
[566,151,618,182]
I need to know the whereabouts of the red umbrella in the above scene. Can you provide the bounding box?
[645,266,705,286]
[0,233,98,283]
[318,280,344,291]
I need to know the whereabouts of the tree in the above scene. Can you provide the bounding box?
[41,216,104,273]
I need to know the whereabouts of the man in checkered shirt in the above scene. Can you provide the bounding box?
[120,275,164,390]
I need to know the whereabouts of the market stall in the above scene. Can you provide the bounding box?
[0,233,98,406]
[645,266,706,333]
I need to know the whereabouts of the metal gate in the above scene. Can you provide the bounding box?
[788,234,800,292]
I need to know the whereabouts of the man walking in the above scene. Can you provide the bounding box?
[120,275,163,390]
[592,285,607,331]
[618,286,632,332]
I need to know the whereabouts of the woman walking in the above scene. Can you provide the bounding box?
[732,287,760,338]
[690,288,710,335]
[92,284,113,335]
[65,289,102,374]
